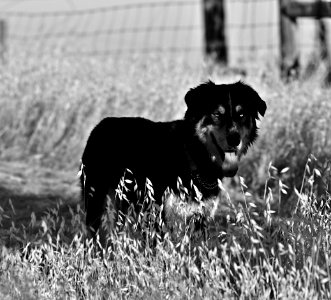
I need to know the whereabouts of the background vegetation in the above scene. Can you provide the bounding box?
[0,51,330,299]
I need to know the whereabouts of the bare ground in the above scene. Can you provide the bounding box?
[0,161,80,228]
[0,160,250,244]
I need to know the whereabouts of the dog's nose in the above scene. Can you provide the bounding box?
[227,132,241,147]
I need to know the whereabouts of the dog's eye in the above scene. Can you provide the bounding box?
[238,113,246,121]
[212,112,221,119]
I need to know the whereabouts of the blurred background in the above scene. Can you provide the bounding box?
[0,0,330,71]
[0,0,330,221]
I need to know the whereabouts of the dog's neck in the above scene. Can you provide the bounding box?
[180,123,221,196]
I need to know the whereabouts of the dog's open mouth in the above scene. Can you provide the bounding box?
[222,150,239,177]
[210,133,239,177]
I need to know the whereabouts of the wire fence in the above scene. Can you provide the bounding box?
[0,0,325,66]
[0,1,203,62]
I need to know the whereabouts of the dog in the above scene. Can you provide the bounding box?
[79,80,266,237]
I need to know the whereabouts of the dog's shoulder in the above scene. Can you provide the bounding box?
[94,116,154,129]
[94,116,184,135]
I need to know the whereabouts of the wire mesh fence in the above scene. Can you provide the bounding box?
[0,1,203,62]
[0,0,328,66]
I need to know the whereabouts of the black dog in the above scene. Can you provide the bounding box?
[79,81,266,236]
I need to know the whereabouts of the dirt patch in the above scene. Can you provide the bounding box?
[0,161,80,227]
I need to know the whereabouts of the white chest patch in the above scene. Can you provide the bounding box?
[163,192,220,224]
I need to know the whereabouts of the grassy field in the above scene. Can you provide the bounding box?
[0,51,331,299]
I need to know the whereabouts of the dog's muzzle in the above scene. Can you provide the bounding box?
[222,151,239,177]
[210,133,240,177]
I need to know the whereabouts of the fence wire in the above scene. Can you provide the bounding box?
[0,0,323,65]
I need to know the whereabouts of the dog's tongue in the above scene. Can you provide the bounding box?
[222,152,239,177]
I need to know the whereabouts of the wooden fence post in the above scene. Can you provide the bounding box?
[203,0,227,64]
[279,0,299,79]
[0,20,7,63]
[316,7,331,85]
[305,18,331,85]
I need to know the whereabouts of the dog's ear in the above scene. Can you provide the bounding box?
[254,92,267,118]
[236,81,267,119]
[184,80,216,109]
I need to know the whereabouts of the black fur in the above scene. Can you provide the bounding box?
[80,80,266,235]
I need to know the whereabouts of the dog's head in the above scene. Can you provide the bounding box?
[184,80,266,177]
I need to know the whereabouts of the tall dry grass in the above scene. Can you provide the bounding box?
[1,51,330,189]
[1,52,330,182]
[240,75,331,199]
[1,159,331,299]
[0,51,331,299]
[0,52,199,170]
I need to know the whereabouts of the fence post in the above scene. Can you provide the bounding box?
[203,0,227,64]
[305,18,331,85]
[279,0,299,79]
[316,9,331,85]
[0,19,7,63]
